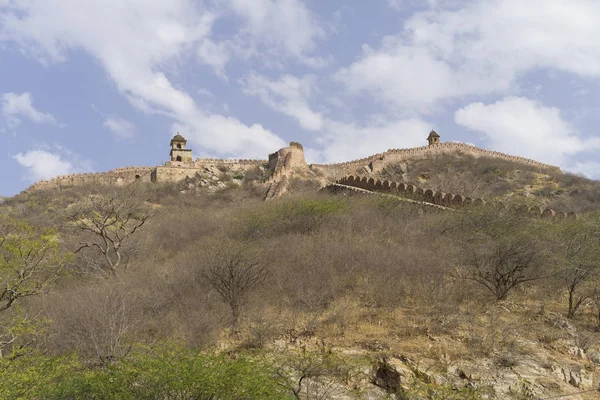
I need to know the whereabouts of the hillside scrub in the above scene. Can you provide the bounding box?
[381,152,600,213]
[2,182,600,398]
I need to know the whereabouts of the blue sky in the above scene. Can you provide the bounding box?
[1,0,600,195]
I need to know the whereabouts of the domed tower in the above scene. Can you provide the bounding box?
[170,133,193,163]
[427,130,440,146]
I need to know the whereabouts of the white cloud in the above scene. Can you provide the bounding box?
[103,117,136,139]
[1,92,57,127]
[173,114,286,158]
[227,0,327,67]
[566,161,600,180]
[0,0,286,157]
[454,96,600,167]
[239,70,433,161]
[13,150,74,181]
[316,118,432,163]
[337,0,600,113]
[386,0,441,11]
[196,39,231,80]
[241,73,324,131]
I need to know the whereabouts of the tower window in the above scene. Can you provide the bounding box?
[177,144,182,149]
[176,156,182,162]
[135,174,140,179]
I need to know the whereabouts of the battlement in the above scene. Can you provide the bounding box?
[21,166,155,193]
[19,131,564,197]
[312,142,560,177]
[194,158,267,165]
[334,175,576,221]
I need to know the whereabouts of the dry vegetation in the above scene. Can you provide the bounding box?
[1,174,600,399]
[381,152,600,213]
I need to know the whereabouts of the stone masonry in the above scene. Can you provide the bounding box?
[21,131,562,199]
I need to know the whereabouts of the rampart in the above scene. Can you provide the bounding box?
[334,175,577,221]
[312,142,560,178]
[21,159,269,194]
[265,142,308,199]
[22,166,155,193]
[19,138,564,198]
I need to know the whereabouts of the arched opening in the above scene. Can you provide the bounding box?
[135,174,140,179]
[176,156,182,162]
[177,144,182,149]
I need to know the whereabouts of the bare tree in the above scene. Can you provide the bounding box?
[203,240,268,326]
[275,347,348,400]
[68,192,150,276]
[451,209,544,301]
[47,280,143,365]
[550,219,600,319]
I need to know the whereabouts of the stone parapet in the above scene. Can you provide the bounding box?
[312,142,560,177]
[335,175,576,221]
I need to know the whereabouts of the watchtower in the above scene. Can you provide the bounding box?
[170,133,193,163]
[427,130,440,146]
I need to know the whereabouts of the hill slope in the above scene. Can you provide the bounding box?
[2,151,600,399]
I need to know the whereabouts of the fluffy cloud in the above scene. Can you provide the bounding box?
[103,117,136,139]
[1,92,57,127]
[241,73,324,131]
[227,0,326,66]
[13,150,74,181]
[338,0,600,113]
[0,0,285,156]
[567,161,600,180]
[455,97,599,167]
[316,118,432,163]
[239,71,432,161]
[173,114,286,158]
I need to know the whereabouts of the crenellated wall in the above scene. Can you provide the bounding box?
[22,166,154,193]
[21,159,269,194]
[334,175,577,221]
[312,142,560,178]
[19,139,565,199]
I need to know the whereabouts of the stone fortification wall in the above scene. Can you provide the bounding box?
[194,158,266,167]
[162,158,266,169]
[22,166,154,193]
[22,159,269,193]
[154,165,201,182]
[313,142,560,178]
[265,142,308,199]
[336,175,577,221]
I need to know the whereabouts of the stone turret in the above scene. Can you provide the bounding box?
[427,130,440,146]
[170,133,193,163]
[268,142,307,175]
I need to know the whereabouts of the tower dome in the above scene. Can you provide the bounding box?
[169,133,193,163]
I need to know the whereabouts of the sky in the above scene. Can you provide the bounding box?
[1,0,600,196]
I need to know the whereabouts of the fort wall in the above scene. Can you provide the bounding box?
[312,142,560,178]
[22,166,154,193]
[265,142,308,199]
[21,159,269,194]
[334,175,577,221]
[20,137,564,197]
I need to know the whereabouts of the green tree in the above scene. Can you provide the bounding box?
[550,216,600,319]
[0,215,70,357]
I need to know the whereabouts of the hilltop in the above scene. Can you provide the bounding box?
[2,132,600,399]
[20,131,600,215]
